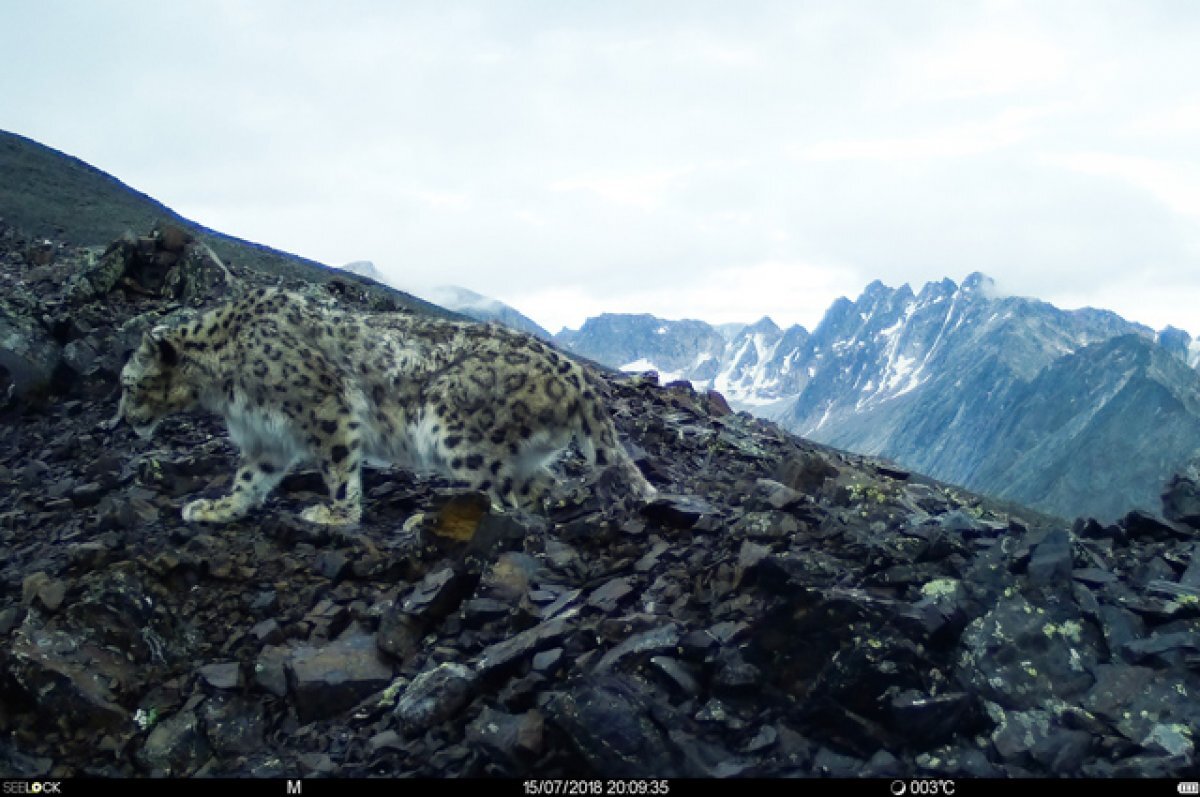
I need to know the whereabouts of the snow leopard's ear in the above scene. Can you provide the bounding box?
[147,325,179,367]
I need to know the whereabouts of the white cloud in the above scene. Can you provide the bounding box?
[1125,101,1200,137]
[1053,152,1200,220]
[894,27,1070,103]
[800,107,1047,162]
[549,168,695,211]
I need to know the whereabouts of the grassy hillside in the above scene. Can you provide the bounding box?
[0,129,455,317]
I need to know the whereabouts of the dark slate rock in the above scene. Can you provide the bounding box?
[393,661,477,736]
[64,240,129,302]
[544,675,683,777]
[315,550,350,581]
[1027,528,1073,583]
[462,597,512,623]
[748,478,808,511]
[254,647,289,698]
[1163,474,1200,530]
[861,749,904,777]
[587,576,635,612]
[773,452,838,494]
[21,572,67,612]
[286,626,394,722]
[811,746,865,777]
[640,495,717,529]
[531,648,564,674]
[377,611,426,662]
[648,656,701,697]
[1175,543,1200,588]
[899,577,969,641]
[915,745,1001,777]
[888,690,975,745]
[1073,567,1117,587]
[958,593,1100,710]
[250,618,282,643]
[666,727,749,777]
[0,606,25,636]
[136,708,210,776]
[1121,631,1200,668]
[741,724,778,753]
[401,566,463,616]
[465,706,544,765]
[711,646,762,693]
[593,624,680,673]
[990,708,1091,773]
[378,567,464,660]
[1123,510,1191,541]
[1143,722,1195,759]
[7,627,128,730]
[0,747,52,778]
[535,587,582,621]
[1083,663,1200,758]
[198,661,242,691]
[367,729,404,754]
[731,510,801,541]
[0,291,61,401]
[1145,579,1200,605]
[875,464,910,481]
[938,509,993,536]
[163,242,234,304]
[62,337,99,375]
[200,694,267,756]
[476,613,576,675]
[1097,604,1146,663]
[463,511,547,570]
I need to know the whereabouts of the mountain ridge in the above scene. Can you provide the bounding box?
[555,274,1200,521]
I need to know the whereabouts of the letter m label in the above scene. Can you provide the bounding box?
[287,781,302,795]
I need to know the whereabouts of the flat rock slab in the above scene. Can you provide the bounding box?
[286,626,394,722]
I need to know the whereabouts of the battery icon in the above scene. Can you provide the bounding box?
[1179,783,1199,794]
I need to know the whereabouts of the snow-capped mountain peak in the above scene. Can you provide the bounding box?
[555,274,1200,522]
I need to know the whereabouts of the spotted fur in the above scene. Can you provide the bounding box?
[117,289,654,525]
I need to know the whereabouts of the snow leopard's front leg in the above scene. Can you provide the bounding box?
[183,453,290,523]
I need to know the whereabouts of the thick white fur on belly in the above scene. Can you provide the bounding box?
[406,411,446,472]
[360,408,445,474]
[225,398,306,462]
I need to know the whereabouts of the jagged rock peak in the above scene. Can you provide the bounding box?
[744,316,781,335]
[960,271,996,295]
[917,276,958,301]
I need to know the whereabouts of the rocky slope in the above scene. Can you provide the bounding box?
[0,129,453,321]
[557,275,1200,522]
[2,221,1199,779]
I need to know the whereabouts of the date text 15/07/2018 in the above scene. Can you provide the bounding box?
[523,781,669,795]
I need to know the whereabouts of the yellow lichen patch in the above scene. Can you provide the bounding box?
[431,492,491,541]
[1042,620,1084,642]
[921,578,960,599]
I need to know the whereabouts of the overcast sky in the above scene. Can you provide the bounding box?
[3,1,1200,335]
